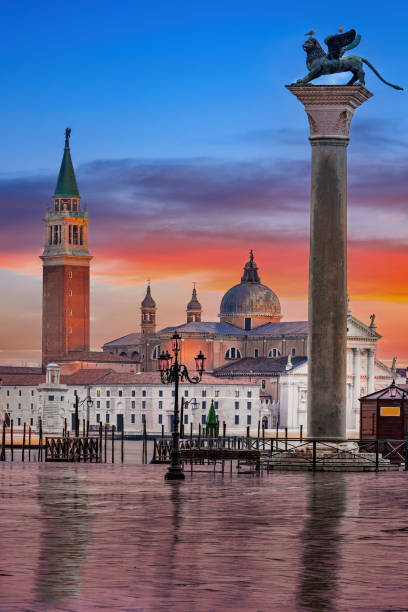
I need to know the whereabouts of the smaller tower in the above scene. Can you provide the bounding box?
[186,284,202,323]
[141,283,156,336]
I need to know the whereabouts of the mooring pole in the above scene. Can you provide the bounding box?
[22,422,26,462]
[1,419,6,461]
[10,419,14,461]
[28,425,32,462]
[121,423,124,464]
[111,424,115,463]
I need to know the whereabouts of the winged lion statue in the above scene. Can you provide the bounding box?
[293,29,403,90]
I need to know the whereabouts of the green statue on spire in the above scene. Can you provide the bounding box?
[65,127,71,147]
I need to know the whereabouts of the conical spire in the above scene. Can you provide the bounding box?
[241,249,261,283]
[54,128,80,197]
[141,283,156,308]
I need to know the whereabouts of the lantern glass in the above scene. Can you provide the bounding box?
[158,352,168,372]
[172,332,181,351]
[390,380,397,399]
[195,351,206,373]
[87,398,93,409]
[165,351,173,370]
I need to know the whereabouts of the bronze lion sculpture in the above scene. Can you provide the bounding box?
[293,29,403,90]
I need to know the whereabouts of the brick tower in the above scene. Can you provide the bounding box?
[141,283,156,337]
[40,129,92,367]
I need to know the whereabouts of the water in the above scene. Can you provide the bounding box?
[1,444,408,611]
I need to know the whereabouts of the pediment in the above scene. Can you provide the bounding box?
[347,315,381,340]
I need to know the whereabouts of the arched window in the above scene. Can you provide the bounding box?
[120,351,128,357]
[291,347,296,357]
[131,351,140,360]
[152,345,160,360]
[225,347,242,360]
[268,348,281,358]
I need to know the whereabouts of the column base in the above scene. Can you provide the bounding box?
[165,466,186,481]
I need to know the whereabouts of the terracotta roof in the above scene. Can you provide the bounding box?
[0,366,42,375]
[213,356,307,377]
[0,374,45,386]
[54,351,138,363]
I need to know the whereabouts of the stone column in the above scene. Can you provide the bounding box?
[352,348,361,411]
[367,348,375,394]
[287,85,372,440]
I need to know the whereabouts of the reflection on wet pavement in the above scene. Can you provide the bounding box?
[1,452,408,611]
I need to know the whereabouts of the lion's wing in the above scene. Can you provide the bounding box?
[324,29,357,60]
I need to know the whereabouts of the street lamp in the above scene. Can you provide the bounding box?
[180,397,199,438]
[158,331,206,480]
[73,390,94,437]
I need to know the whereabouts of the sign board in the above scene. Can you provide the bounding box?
[380,406,400,417]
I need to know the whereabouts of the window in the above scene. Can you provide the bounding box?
[225,347,242,360]
[159,401,163,409]
[268,348,281,358]
[247,391,252,398]
[80,226,84,245]
[73,225,78,245]
[142,400,146,410]
[96,414,100,423]
[30,418,33,426]
[202,390,206,397]
[6,390,9,397]
[214,390,219,397]
[142,414,146,423]
[31,403,34,410]
[68,309,72,317]
[96,401,100,409]
[18,403,21,409]
[96,390,100,397]
[68,271,72,278]
[247,415,252,425]
[158,415,163,425]
[106,390,110,397]
[60,396,64,401]
[202,415,206,425]
[184,415,188,425]
[68,289,72,297]
[261,380,266,390]
[214,401,219,410]
[235,401,239,410]
[247,402,252,410]
[291,347,296,357]
[152,345,160,360]
[142,390,146,397]
[254,348,259,357]
[106,413,110,423]
[31,390,34,396]
[235,415,239,425]
[118,390,123,397]
[18,418,21,426]
[172,390,175,397]
[19,390,21,397]
[48,395,54,401]
[202,401,206,410]
[131,401,135,409]
[184,390,188,397]
[68,327,72,334]
[245,317,252,331]
[132,390,136,397]
[69,225,72,244]
[235,391,239,398]
[106,400,110,409]
[159,390,163,397]
[131,414,135,424]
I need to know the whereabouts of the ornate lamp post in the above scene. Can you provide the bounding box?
[158,331,206,480]
[73,390,94,437]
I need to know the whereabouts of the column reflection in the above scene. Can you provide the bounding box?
[298,474,347,612]
[35,467,91,604]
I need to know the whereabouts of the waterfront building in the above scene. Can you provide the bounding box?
[0,364,261,435]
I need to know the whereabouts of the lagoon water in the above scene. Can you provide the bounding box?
[1,442,408,611]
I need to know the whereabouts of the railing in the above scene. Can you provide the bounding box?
[152,436,408,471]
[45,436,101,462]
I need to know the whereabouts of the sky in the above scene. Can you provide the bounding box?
[0,0,407,366]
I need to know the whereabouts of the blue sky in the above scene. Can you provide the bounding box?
[1,0,408,365]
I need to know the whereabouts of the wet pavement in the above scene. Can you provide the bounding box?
[0,444,407,611]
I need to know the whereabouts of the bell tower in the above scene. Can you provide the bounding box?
[141,283,156,336]
[40,129,92,367]
[186,284,202,323]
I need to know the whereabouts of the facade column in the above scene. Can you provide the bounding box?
[352,347,361,411]
[367,348,375,394]
[287,85,372,440]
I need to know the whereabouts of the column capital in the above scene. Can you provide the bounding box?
[286,85,373,140]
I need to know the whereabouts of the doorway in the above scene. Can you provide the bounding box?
[116,413,124,433]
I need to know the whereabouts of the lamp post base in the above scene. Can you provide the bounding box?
[165,465,185,480]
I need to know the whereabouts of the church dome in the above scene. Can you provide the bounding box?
[141,284,156,309]
[219,252,281,323]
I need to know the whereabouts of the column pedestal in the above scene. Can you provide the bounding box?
[287,85,372,440]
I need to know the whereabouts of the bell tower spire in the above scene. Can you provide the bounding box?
[40,129,92,367]
[186,283,202,323]
[141,282,156,336]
